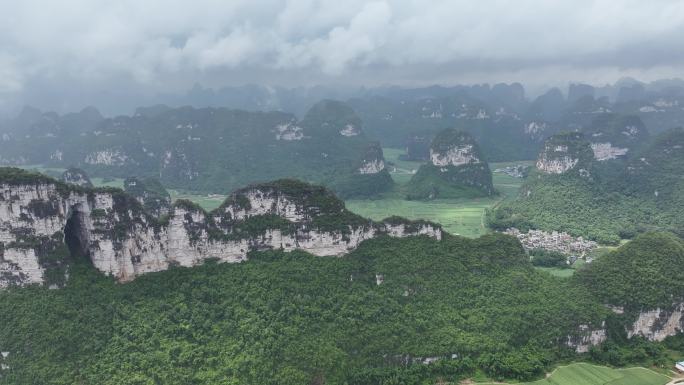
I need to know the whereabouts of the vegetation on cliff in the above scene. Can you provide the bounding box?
[1,167,682,384]
[576,232,684,311]
[0,234,614,385]
[0,101,392,198]
[406,129,494,200]
[491,128,684,243]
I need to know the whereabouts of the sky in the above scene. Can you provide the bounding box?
[1,0,684,114]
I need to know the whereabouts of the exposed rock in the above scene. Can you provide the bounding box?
[567,323,607,353]
[84,149,130,166]
[524,121,548,140]
[357,143,386,174]
[430,130,482,167]
[584,114,648,161]
[431,144,480,167]
[590,142,629,161]
[340,124,360,137]
[627,303,684,341]
[61,167,93,188]
[300,99,363,138]
[568,303,684,352]
[123,177,171,217]
[536,132,593,174]
[408,129,494,199]
[274,122,304,141]
[0,170,441,286]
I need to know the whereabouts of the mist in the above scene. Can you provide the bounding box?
[1,0,684,115]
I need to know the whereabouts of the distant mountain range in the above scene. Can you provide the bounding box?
[1,78,684,199]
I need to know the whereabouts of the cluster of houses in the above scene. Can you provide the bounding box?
[504,228,598,257]
[493,165,528,178]
[0,351,8,372]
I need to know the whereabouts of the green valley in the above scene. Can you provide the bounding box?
[487,363,672,385]
[346,148,529,237]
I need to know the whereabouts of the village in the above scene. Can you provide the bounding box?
[503,228,598,260]
[493,164,529,178]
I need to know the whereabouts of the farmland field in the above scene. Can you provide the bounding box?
[478,363,671,385]
[346,148,531,237]
[91,177,124,189]
[14,153,529,225]
[168,190,227,211]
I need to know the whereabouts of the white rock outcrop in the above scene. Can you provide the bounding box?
[358,159,385,174]
[275,123,304,141]
[339,124,360,137]
[0,179,442,286]
[591,142,629,161]
[628,304,684,341]
[430,145,480,167]
[567,323,607,353]
[567,303,684,352]
[84,150,129,166]
[536,154,578,174]
[524,121,547,138]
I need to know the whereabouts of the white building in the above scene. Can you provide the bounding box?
[676,361,684,372]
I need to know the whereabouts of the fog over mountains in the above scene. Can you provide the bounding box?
[1,0,684,115]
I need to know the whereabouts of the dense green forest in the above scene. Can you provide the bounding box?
[491,128,684,243]
[1,232,682,385]
[0,101,392,198]
[576,232,684,311]
[405,129,495,200]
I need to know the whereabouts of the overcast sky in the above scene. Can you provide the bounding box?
[1,0,684,114]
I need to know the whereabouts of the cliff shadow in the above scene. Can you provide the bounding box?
[64,204,90,261]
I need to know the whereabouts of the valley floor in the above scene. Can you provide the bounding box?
[346,148,531,237]
[17,153,531,235]
[475,363,673,385]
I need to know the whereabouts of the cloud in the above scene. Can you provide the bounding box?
[1,0,684,110]
[0,54,23,93]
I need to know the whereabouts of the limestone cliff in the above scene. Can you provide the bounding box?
[536,132,593,175]
[627,303,684,341]
[583,114,648,161]
[357,142,386,175]
[0,170,441,287]
[61,167,93,188]
[567,303,684,353]
[123,176,171,217]
[407,129,494,199]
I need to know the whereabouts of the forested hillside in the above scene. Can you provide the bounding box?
[2,230,683,384]
[0,101,392,198]
[406,129,495,200]
[0,234,607,385]
[491,128,684,243]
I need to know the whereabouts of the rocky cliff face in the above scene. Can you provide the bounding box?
[429,130,482,167]
[566,323,607,353]
[584,114,648,161]
[0,170,441,287]
[407,129,494,199]
[590,142,629,161]
[61,167,93,188]
[357,143,386,175]
[566,303,684,353]
[123,177,171,217]
[536,132,593,175]
[0,177,140,287]
[627,304,684,341]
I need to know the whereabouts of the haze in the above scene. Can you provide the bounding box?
[1,0,683,115]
